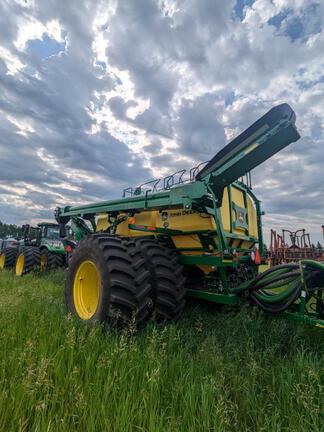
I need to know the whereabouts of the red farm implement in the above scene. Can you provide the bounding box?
[269,228,321,266]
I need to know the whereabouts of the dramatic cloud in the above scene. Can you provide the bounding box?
[0,0,323,243]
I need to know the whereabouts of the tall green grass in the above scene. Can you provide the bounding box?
[0,270,323,431]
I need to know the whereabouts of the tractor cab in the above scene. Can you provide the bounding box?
[38,223,61,241]
[21,222,65,247]
[36,223,66,254]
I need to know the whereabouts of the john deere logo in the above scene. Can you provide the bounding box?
[238,211,245,223]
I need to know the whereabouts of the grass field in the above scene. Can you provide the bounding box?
[0,270,323,432]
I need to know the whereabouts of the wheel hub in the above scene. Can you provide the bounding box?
[0,254,5,269]
[16,254,25,276]
[40,253,47,271]
[73,260,100,320]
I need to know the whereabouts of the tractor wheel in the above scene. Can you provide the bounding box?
[51,253,65,268]
[40,249,65,271]
[15,247,41,276]
[65,233,153,327]
[0,247,18,269]
[131,237,186,322]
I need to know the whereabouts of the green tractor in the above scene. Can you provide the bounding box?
[15,222,66,276]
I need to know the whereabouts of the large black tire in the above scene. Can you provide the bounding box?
[65,233,153,327]
[40,249,65,271]
[0,247,18,269]
[52,253,65,268]
[131,237,186,322]
[15,247,41,276]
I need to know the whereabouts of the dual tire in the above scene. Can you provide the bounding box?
[0,247,18,269]
[40,249,65,271]
[15,247,40,276]
[15,248,65,276]
[128,237,186,322]
[65,234,186,328]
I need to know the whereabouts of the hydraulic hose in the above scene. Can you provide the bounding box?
[246,261,324,314]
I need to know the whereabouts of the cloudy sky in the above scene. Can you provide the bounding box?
[0,0,323,244]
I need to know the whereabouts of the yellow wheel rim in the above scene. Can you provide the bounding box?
[0,254,5,269]
[16,254,25,276]
[73,260,100,320]
[40,254,47,271]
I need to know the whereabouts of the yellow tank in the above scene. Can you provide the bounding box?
[96,184,257,273]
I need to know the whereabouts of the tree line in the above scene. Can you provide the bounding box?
[0,221,23,238]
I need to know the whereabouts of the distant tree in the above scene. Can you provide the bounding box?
[0,221,22,239]
[317,241,323,253]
